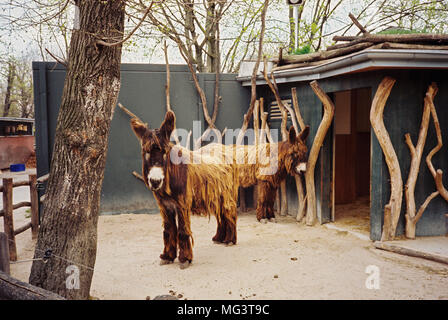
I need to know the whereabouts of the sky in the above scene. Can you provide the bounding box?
[0,0,372,66]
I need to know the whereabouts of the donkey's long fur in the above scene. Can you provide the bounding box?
[131,112,238,268]
[200,126,309,221]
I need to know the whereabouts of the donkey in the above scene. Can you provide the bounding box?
[200,125,309,222]
[130,111,238,269]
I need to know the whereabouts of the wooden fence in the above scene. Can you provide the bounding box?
[1,174,39,261]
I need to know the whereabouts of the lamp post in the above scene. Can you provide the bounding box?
[286,0,303,51]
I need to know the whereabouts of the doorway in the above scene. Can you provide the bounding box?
[332,88,371,234]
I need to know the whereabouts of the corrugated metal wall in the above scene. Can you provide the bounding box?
[32,62,250,215]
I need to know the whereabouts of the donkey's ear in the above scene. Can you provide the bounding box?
[298,125,310,143]
[288,126,296,144]
[130,118,149,141]
[160,110,176,142]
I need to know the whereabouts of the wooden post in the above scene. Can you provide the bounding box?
[0,232,10,275]
[370,77,402,241]
[2,178,17,261]
[305,81,335,226]
[29,174,39,239]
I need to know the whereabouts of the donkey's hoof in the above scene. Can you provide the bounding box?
[259,218,268,224]
[160,259,173,266]
[268,218,277,223]
[179,261,191,269]
[225,242,235,247]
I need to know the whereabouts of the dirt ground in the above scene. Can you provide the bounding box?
[7,208,448,300]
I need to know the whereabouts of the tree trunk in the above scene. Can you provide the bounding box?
[205,0,217,73]
[29,0,125,299]
[2,61,15,117]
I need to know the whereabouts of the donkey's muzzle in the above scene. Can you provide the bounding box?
[150,178,162,190]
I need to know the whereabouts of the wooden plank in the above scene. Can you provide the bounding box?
[0,270,66,300]
[29,174,39,239]
[14,222,32,236]
[2,178,17,261]
[37,173,49,183]
[0,233,10,275]
[0,180,29,193]
[0,201,31,216]
[374,241,448,265]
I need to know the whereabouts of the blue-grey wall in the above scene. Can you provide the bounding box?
[258,69,448,240]
[32,62,250,215]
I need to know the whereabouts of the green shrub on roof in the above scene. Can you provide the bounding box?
[291,44,312,55]
[377,28,429,35]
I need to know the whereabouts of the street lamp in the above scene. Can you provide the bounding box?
[286,0,303,51]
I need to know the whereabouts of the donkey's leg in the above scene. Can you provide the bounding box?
[159,207,177,264]
[177,209,193,269]
[222,207,237,245]
[212,213,226,244]
[256,181,270,222]
[266,184,278,222]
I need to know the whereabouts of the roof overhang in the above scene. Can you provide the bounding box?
[0,117,34,123]
[237,49,448,86]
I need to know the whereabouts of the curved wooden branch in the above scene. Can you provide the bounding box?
[259,98,273,143]
[236,0,269,145]
[118,102,141,121]
[45,48,67,67]
[348,13,370,35]
[404,83,438,238]
[291,88,307,222]
[370,77,402,241]
[177,47,214,128]
[305,81,335,226]
[263,59,289,215]
[434,170,448,201]
[194,127,225,150]
[163,40,171,112]
[254,97,260,145]
[415,191,439,224]
[425,89,448,202]
[291,87,306,131]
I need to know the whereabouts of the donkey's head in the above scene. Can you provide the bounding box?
[130,111,176,191]
[283,125,310,176]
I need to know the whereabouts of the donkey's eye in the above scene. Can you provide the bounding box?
[145,153,150,161]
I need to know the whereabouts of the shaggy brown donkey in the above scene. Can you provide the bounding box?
[130,111,238,269]
[201,126,309,222]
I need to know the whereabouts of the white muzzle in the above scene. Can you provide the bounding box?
[296,162,306,174]
[147,167,164,190]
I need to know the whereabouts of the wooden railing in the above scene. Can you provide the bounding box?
[1,174,39,261]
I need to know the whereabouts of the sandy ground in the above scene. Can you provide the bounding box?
[2,174,448,300]
[5,208,448,300]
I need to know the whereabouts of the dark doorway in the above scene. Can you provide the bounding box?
[333,88,371,233]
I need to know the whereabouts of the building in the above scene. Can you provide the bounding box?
[0,117,35,169]
[237,48,448,240]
